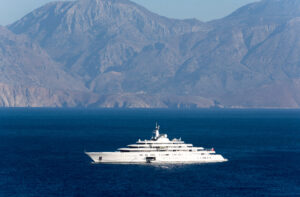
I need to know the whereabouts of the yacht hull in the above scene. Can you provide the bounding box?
[85,152,228,164]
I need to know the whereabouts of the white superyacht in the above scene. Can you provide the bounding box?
[85,124,227,164]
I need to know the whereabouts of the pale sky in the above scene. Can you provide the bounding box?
[0,0,259,26]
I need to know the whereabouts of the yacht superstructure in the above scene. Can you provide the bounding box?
[85,124,227,164]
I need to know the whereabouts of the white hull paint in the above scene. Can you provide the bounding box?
[85,124,228,164]
[86,151,228,164]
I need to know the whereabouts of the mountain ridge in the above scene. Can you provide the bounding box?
[2,0,300,108]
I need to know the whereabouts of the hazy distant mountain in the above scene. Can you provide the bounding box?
[3,0,300,108]
[9,0,206,84]
[0,26,89,107]
[167,0,300,107]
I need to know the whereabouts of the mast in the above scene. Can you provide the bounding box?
[154,123,160,139]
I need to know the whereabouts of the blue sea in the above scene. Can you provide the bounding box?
[0,109,299,197]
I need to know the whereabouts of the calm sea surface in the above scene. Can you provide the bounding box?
[0,109,299,197]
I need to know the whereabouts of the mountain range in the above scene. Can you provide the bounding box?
[1,0,300,108]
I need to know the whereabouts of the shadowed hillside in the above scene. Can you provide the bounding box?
[2,0,300,108]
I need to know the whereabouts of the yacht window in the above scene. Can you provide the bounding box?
[189,150,192,152]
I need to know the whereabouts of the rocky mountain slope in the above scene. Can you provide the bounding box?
[2,0,300,108]
[0,26,89,107]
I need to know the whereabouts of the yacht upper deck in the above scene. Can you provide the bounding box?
[117,124,214,153]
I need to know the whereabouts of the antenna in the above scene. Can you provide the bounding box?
[154,122,160,139]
